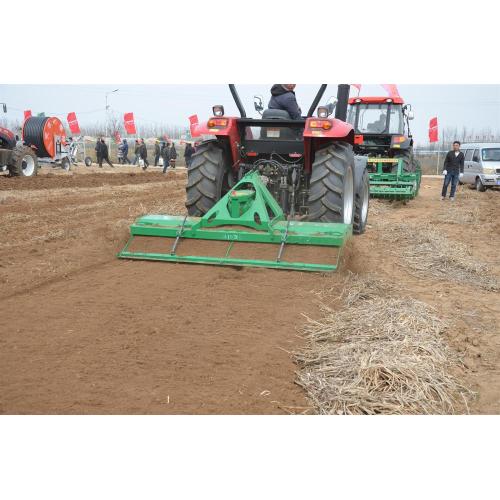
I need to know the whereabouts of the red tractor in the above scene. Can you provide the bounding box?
[347,95,417,172]
[0,126,39,177]
[187,84,370,234]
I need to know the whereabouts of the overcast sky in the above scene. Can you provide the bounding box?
[1,84,499,145]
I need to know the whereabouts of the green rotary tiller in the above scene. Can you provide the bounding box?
[368,158,421,200]
[118,171,351,272]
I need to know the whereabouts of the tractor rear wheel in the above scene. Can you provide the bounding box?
[353,167,369,235]
[8,144,38,177]
[186,141,227,216]
[308,142,355,224]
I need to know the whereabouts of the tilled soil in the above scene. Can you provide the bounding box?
[0,167,499,414]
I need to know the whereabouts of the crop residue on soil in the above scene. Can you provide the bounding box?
[0,169,499,414]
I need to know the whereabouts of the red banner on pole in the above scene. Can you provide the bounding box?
[24,110,32,120]
[189,115,200,137]
[381,84,400,98]
[67,112,81,135]
[351,84,361,92]
[429,117,439,143]
[114,131,122,144]
[124,112,136,135]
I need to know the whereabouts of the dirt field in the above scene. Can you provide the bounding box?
[1,165,499,414]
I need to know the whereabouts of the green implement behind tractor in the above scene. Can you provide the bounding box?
[118,171,351,272]
[367,157,421,200]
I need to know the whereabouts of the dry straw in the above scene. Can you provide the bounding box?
[380,222,499,291]
[295,273,473,415]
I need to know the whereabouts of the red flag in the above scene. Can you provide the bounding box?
[24,110,32,120]
[114,131,122,144]
[351,84,361,91]
[124,112,136,135]
[381,84,400,98]
[429,117,439,143]
[189,114,200,137]
[67,112,81,135]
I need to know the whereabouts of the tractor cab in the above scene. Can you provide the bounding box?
[347,96,421,200]
[347,96,414,154]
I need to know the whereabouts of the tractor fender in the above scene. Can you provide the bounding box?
[303,118,355,145]
[0,126,16,149]
[353,155,368,194]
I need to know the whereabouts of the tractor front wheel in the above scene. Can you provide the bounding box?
[186,141,228,216]
[308,142,355,224]
[393,149,416,173]
[8,144,38,177]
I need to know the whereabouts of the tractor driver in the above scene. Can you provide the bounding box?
[268,84,302,120]
[367,112,387,133]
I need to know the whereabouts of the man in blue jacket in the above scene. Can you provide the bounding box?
[268,84,302,119]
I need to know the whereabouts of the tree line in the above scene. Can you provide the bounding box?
[415,126,500,152]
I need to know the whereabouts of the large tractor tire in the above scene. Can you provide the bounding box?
[393,148,416,173]
[186,141,227,216]
[8,144,38,177]
[353,167,369,235]
[308,142,355,224]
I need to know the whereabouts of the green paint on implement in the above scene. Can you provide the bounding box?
[118,171,351,272]
[368,158,421,200]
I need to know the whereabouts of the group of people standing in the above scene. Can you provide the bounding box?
[153,140,177,173]
[96,137,196,171]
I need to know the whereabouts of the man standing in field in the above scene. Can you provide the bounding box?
[184,142,195,168]
[121,139,131,164]
[140,139,149,170]
[95,138,102,165]
[133,139,140,166]
[154,140,161,167]
[98,138,114,168]
[441,141,464,201]
[161,142,171,174]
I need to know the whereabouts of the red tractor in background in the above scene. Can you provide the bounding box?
[187,84,370,234]
[347,95,418,173]
[346,95,421,200]
[0,126,39,177]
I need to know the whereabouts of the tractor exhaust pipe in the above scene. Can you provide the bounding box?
[335,84,350,122]
[228,84,247,118]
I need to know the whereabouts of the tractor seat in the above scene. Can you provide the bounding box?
[260,108,299,140]
[262,109,292,120]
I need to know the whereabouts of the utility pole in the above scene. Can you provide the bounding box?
[104,89,119,141]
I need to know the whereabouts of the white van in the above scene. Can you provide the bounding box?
[460,143,500,191]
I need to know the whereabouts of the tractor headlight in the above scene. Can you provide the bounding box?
[483,167,495,174]
[317,106,329,118]
[212,105,225,117]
